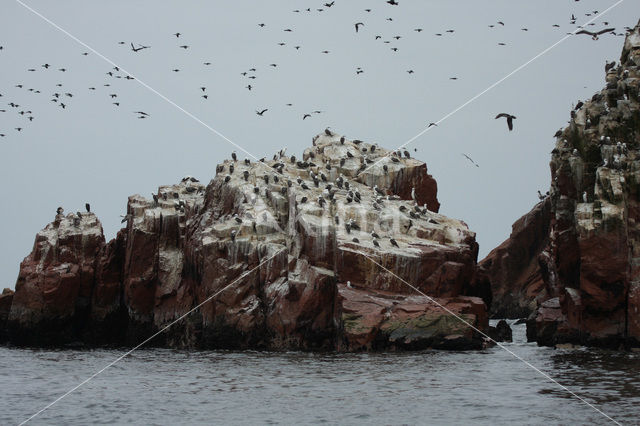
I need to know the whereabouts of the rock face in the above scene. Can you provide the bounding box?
[0,289,13,342]
[4,132,487,350]
[476,198,551,318]
[482,21,640,349]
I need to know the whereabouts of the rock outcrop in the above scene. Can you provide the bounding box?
[4,132,487,350]
[476,198,551,318]
[481,21,640,349]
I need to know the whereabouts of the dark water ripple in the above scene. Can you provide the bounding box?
[1,323,639,425]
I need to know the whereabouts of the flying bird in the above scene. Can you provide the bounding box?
[462,153,479,167]
[387,0,399,4]
[131,43,150,52]
[355,22,364,33]
[576,28,615,40]
[495,113,516,131]
[256,108,268,116]
[303,114,311,120]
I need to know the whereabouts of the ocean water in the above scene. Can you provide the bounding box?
[2,322,639,425]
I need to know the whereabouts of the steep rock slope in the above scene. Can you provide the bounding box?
[480,21,640,348]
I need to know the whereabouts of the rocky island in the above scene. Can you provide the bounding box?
[0,130,488,351]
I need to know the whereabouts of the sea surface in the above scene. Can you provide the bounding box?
[2,322,639,425]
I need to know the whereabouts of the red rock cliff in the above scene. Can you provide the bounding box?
[5,132,487,350]
[479,21,640,349]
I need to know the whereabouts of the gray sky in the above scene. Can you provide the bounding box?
[0,0,638,290]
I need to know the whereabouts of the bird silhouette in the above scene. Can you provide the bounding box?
[355,22,364,33]
[576,28,615,40]
[131,43,150,52]
[495,113,516,131]
[462,153,479,167]
[256,108,268,116]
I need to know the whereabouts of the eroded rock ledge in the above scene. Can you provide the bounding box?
[479,20,640,349]
[3,132,487,351]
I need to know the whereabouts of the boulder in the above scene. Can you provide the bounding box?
[488,319,512,343]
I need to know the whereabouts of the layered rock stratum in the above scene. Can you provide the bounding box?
[4,132,488,350]
[479,20,640,349]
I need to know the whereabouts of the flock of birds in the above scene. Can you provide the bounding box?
[215,128,440,249]
[0,1,629,141]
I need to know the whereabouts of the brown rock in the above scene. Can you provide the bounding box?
[515,21,640,349]
[0,289,14,342]
[5,132,486,351]
[7,212,105,345]
[476,198,551,318]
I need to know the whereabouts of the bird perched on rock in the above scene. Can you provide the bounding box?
[56,206,64,215]
[85,203,90,213]
[373,239,380,248]
[347,280,353,288]
[243,170,249,181]
[231,151,237,161]
[371,231,380,239]
[390,238,399,247]
[495,113,516,131]
[225,175,231,183]
[231,229,237,241]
